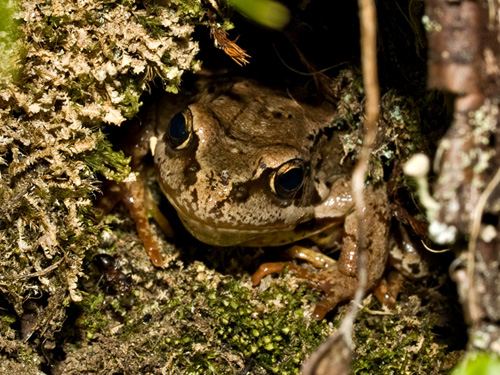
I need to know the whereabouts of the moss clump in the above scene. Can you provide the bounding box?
[84,134,132,183]
[352,276,465,374]
[53,219,462,374]
[74,293,109,338]
[162,276,333,374]
[55,227,336,375]
[0,344,44,375]
[200,277,332,373]
[0,0,203,358]
[329,69,444,182]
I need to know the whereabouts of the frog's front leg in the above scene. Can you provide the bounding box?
[338,183,391,281]
[99,115,174,267]
[313,183,390,318]
[253,183,391,320]
[122,178,164,267]
[96,176,166,267]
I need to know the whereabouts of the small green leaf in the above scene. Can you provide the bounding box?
[228,0,290,30]
[451,352,500,375]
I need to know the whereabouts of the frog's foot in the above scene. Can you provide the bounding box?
[308,267,358,320]
[252,262,358,320]
[372,271,405,308]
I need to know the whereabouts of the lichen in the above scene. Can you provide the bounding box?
[0,0,203,352]
[329,69,442,183]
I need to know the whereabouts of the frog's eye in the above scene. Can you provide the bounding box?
[270,159,305,199]
[166,110,193,150]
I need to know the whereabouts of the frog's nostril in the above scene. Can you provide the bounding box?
[230,183,249,202]
[184,160,200,186]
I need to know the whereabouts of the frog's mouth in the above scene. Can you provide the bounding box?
[167,194,340,247]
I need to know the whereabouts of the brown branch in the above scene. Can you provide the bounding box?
[3,257,64,281]
[425,0,500,351]
[350,0,380,339]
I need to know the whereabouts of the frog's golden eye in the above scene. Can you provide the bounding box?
[270,159,305,199]
[166,109,193,150]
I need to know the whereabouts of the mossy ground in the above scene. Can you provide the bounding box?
[0,0,467,374]
[53,221,337,374]
[49,202,463,374]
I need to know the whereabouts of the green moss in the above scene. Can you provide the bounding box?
[175,0,206,18]
[137,15,168,38]
[118,79,144,119]
[63,251,335,374]
[352,282,463,375]
[69,75,96,104]
[153,275,332,374]
[12,345,42,367]
[75,293,110,336]
[85,134,132,182]
[0,313,16,334]
[205,279,330,372]
[62,240,462,374]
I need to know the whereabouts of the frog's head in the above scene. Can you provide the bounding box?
[154,81,349,246]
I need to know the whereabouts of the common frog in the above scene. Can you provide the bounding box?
[153,80,393,319]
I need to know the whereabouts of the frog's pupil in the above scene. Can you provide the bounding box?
[277,167,303,192]
[169,112,187,140]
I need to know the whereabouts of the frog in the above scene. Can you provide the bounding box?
[152,80,394,319]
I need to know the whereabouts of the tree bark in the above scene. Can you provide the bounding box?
[425,0,500,352]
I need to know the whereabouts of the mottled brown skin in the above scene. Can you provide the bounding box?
[252,182,391,319]
[154,81,353,247]
[153,80,392,319]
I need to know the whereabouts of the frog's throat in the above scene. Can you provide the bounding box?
[179,214,300,247]
[168,197,341,247]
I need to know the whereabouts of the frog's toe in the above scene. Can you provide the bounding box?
[312,288,355,319]
[252,262,360,320]
[372,271,405,309]
[252,262,285,286]
[251,262,312,286]
[284,245,336,268]
[309,269,358,319]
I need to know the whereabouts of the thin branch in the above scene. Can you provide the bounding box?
[467,166,500,321]
[350,0,380,328]
[3,257,64,281]
[301,0,379,374]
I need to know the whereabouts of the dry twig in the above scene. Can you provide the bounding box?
[302,0,380,373]
[210,26,250,66]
